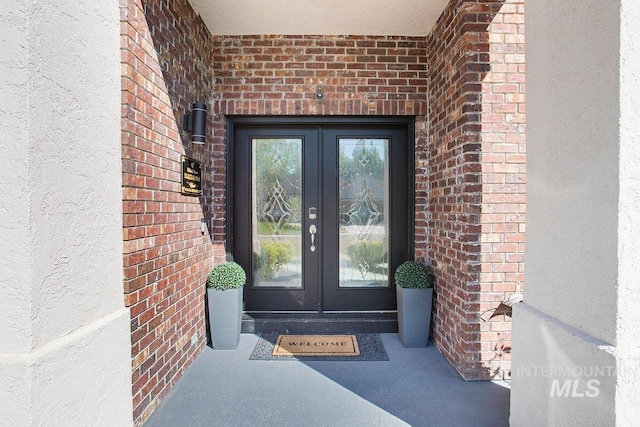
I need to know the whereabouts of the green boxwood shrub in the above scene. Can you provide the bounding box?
[394,261,434,289]
[207,261,246,290]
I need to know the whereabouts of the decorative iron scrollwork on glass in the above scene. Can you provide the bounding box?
[344,186,382,240]
[338,138,390,287]
[260,179,295,233]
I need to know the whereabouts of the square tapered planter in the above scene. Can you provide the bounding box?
[207,287,243,349]
[396,285,433,348]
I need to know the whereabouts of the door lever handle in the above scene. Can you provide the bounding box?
[309,224,317,252]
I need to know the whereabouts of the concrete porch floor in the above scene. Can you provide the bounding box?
[143,334,510,427]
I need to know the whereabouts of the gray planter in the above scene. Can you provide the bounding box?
[207,287,243,349]
[396,285,433,348]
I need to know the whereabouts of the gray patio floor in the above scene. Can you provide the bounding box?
[143,334,510,427]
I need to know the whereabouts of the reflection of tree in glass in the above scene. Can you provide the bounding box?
[346,241,386,279]
[256,140,302,186]
[257,241,293,280]
[256,139,302,230]
[339,140,385,180]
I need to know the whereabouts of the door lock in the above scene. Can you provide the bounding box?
[309,224,317,252]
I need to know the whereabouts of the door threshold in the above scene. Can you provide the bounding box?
[241,312,398,334]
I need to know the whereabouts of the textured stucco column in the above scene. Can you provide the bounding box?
[0,1,132,426]
[511,0,640,425]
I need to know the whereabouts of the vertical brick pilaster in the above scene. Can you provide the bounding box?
[478,0,526,380]
[426,0,525,380]
[121,0,225,424]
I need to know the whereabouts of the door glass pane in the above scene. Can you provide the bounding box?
[252,139,303,288]
[338,138,390,288]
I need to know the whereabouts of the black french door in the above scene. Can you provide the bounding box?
[230,118,413,313]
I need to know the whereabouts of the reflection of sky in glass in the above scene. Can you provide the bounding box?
[341,139,387,161]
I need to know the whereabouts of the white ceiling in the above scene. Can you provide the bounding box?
[188,0,450,36]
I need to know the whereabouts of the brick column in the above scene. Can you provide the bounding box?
[120,0,224,423]
[426,0,525,380]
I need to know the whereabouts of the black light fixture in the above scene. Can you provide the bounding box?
[183,102,207,145]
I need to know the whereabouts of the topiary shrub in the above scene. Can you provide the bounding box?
[207,261,246,290]
[394,261,434,289]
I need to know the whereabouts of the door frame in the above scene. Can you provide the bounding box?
[226,116,415,313]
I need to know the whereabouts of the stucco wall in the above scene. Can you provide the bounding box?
[0,1,32,358]
[0,2,37,423]
[511,0,640,424]
[0,1,132,425]
[521,0,619,344]
[512,305,617,425]
[616,0,640,424]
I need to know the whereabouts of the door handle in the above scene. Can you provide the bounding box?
[309,224,317,252]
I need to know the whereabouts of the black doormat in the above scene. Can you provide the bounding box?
[249,334,388,361]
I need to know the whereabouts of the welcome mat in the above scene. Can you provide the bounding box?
[249,334,388,361]
[273,335,360,357]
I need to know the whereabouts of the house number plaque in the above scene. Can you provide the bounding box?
[181,156,202,196]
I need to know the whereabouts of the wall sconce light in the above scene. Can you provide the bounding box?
[201,218,207,234]
[183,102,207,145]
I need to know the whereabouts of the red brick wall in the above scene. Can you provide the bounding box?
[210,35,429,117]
[426,0,525,380]
[120,0,225,423]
